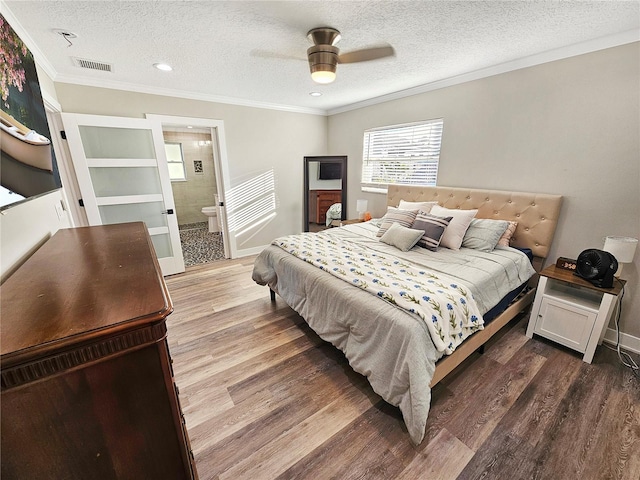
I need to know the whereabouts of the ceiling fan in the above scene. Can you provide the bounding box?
[306,27,394,84]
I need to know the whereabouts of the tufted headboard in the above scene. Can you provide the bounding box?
[386,185,563,270]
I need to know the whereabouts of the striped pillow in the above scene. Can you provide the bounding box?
[376,207,418,237]
[412,211,452,251]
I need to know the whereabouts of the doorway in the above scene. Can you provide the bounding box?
[146,114,232,264]
[161,127,224,266]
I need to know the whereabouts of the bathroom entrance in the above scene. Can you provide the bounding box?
[161,126,225,266]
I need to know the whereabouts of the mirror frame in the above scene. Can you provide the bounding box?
[303,155,347,232]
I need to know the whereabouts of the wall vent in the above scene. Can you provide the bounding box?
[72,57,113,72]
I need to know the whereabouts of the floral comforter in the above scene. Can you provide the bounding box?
[273,232,484,355]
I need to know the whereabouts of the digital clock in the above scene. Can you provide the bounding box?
[556,257,578,271]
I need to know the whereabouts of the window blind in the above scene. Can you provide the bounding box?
[361,119,443,191]
[164,142,187,181]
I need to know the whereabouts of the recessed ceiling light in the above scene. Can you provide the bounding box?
[154,63,173,72]
[309,92,322,97]
[186,125,193,129]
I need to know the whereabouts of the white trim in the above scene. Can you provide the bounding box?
[96,194,164,206]
[234,244,270,258]
[328,29,640,116]
[86,159,159,168]
[42,91,62,113]
[603,328,640,355]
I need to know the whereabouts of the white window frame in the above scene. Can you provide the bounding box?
[164,142,187,182]
[361,119,444,194]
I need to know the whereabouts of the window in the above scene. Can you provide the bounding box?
[361,119,444,193]
[164,142,186,181]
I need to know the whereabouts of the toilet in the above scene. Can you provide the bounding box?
[201,206,220,233]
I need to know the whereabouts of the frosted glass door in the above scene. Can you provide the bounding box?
[61,113,185,276]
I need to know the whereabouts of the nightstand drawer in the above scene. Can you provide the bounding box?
[533,295,597,352]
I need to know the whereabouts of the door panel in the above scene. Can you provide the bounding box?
[78,125,156,159]
[62,113,184,275]
[89,167,162,196]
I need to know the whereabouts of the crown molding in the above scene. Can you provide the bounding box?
[328,29,640,116]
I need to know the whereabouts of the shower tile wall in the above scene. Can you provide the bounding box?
[163,130,217,226]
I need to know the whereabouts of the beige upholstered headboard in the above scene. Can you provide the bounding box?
[387,185,562,269]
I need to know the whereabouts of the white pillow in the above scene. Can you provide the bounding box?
[398,200,438,213]
[430,205,478,250]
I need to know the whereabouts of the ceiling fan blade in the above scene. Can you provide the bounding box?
[250,49,306,62]
[338,45,395,64]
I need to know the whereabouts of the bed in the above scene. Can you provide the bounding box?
[252,185,562,444]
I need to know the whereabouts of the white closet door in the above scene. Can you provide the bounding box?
[61,113,185,276]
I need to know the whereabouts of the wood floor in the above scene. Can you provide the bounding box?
[165,257,640,480]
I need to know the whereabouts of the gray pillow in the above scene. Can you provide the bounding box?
[461,218,510,252]
[379,222,425,252]
[412,211,452,251]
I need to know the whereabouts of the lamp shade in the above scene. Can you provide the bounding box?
[603,236,638,263]
[357,199,368,219]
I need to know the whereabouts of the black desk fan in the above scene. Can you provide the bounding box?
[575,249,618,288]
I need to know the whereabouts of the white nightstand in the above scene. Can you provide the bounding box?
[526,265,625,363]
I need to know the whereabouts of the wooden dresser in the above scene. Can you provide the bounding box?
[0,223,197,479]
[309,189,342,224]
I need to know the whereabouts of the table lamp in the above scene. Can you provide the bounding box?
[357,199,368,220]
[603,236,638,277]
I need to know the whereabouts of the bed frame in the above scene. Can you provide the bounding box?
[385,185,563,385]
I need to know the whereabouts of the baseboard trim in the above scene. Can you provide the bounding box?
[235,245,268,258]
[603,328,640,355]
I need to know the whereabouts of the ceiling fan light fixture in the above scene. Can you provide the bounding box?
[308,44,338,84]
[311,69,336,84]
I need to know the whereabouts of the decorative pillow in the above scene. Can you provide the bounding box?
[430,205,477,250]
[411,211,452,251]
[497,221,518,247]
[376,207,418,237]
[380,222,425,252]
[398,200,438,213]
[461,218,510,252]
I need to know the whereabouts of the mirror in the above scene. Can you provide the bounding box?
[304,156,347,232]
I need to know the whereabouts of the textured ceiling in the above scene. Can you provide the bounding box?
[2,1,639,114]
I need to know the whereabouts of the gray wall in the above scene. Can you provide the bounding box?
[328,43,640,338]
[54,84,328,254]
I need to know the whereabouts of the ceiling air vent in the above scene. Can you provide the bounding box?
[72,57,112,72]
